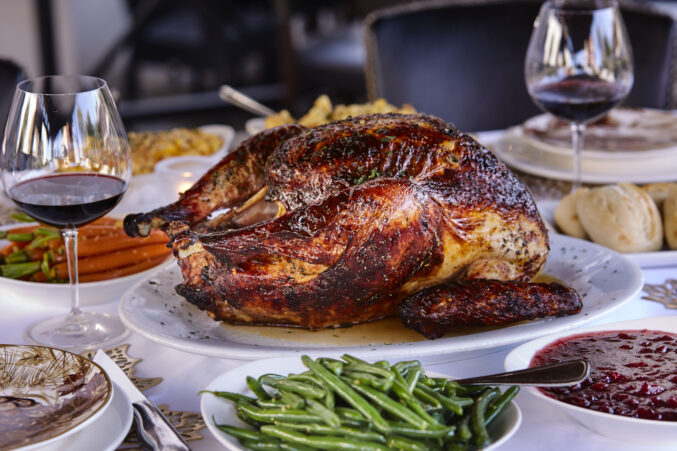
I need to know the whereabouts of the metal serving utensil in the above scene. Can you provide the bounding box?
[218,85,276,117]
[93,350,190,451]
[452,360,589,387]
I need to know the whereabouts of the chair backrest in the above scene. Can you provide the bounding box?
[0,59,26,140]
[365,0,677,131]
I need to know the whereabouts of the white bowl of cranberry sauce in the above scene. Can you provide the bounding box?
[505,316,677,446]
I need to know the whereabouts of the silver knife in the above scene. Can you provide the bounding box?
[93,350,190,451]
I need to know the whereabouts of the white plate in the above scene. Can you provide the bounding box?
[119,233,642,362]
[492,130,677,184]
[42,382,134,451]
[538,199,677,268]
[245,118,265,136]
[504,316,677,446]
[0,223,173,307]
[201,357,521,451]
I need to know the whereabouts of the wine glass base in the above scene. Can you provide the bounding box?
[26,311,129,350]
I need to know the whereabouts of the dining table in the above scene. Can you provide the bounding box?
[0,129,676,451]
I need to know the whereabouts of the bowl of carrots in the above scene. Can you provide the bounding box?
[0,214,173,306]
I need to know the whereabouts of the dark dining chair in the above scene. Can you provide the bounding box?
[0,59,26,140]
[364,0,677,131]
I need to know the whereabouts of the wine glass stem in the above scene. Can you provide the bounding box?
[570,122,585,192]
[62,227,82,321]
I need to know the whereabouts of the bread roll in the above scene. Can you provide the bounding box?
[664,185,677,250]
[554,189,588,239]
[641,182,677,209]
[576,183,663,253]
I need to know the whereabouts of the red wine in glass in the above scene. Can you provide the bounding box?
[9,174,126,228]
[531,75,627,123]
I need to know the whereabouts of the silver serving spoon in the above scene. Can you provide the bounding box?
[219,85,276,117]
[453,360,590,387]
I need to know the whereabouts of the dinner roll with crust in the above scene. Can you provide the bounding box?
[641,182,677,209]
[554,189,588,239]
[576,183,663,253]
[664,185,677,250]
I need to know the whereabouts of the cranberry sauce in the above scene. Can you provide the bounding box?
[530,329,677,421]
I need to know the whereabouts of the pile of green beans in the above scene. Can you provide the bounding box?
[202,355,519,450]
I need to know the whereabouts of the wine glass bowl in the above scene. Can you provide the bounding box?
[525,0,633,189]
[1,75,131,349]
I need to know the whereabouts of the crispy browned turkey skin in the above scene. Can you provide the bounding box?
[399,280,583,339]
[124,113,576,332]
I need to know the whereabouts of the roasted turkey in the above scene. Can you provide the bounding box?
[125,113,581,333]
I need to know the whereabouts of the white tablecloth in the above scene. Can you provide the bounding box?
[1,265,675,450]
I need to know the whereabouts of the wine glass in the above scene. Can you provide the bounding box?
[525,0,633,190]
[1,75,131,349]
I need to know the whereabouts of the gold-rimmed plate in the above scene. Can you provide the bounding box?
[0,345,112,450]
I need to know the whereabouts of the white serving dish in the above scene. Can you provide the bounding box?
[245,117,265,136]
[504,316,677,447]
[119,233,642,362]
[201,356,522,451]
[0,223,173,307]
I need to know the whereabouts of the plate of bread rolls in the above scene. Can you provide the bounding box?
[540,182,677,267]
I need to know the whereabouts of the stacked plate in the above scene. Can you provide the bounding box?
[1,345,132,451]
[492,108,677,183]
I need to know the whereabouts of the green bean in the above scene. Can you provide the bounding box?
[28,233,59,249]
[261,425,390,450]
[412,387,442,408]
[416,383,473,415]
[445,442,467,451]
[387,422,453,439]
[237,401,321,424]
[405,365,422,393]
[457,415,472,442]
[239,440,283,450]
[279,390,306,409]
[5,250,28,264]
[343,371,392,391]
[334,407,365,421]
[471,388,499,448]
[10,213,34,222]
[392,360,421,376]
[247,376,271,400]
[340,354,368,365]
[386,435,430,451]
[485,386,519,426]
[1,261,40,278]
[374,360,390,369]
[344,363,393,380]
[261,375,327,399]
[318,358,345,375]
[390,375,439,426]
[199,390,256,404]
[345,378,429,429]
[302,355,390,434]
[241,439,315,451]
[7,232,33,242]
[214,423,269,441]
[288,372,324,386]
[324,386,335,409]
[276,423,386,443]
[306,399,341,427]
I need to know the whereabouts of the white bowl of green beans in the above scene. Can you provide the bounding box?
[200,355,521,450]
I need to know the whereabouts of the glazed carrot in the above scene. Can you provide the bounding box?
[30,271,48,282]
[26,247,47,261]
[78,225,127,238]
[76,229,168,258]
[78,255,169,282]
[0,241,29,257]
[51,243,171,278]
